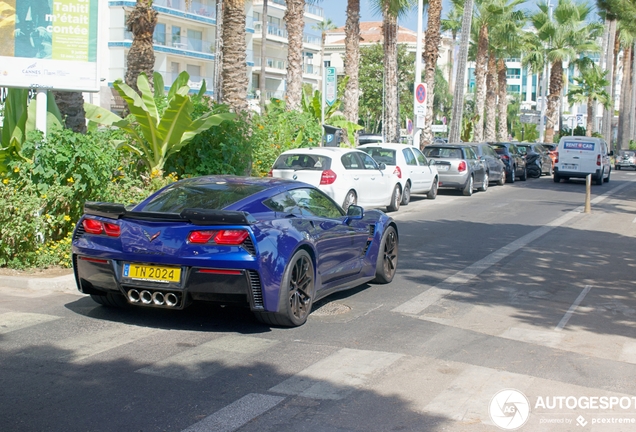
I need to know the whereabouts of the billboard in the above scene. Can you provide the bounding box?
[0,0,99,91]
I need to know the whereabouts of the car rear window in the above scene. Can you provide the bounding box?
[422,147,463,159]
[359,148,397,165]
[138,181,267,212]
[491,145,507,155]
[273,154,332,170]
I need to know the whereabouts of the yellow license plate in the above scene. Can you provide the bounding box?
[123,263,181,283]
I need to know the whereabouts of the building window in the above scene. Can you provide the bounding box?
[154,23,166,46]
[172,26,182,47]
[187,29,203,52]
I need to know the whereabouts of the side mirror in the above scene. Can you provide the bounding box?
[345,205,364,223]
[609,151,615,156]
[378,162,386,170]
[428,159,436,165]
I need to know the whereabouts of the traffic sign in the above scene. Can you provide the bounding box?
[415,83,427,104]
[325,67,337,106]
[431,125,448,133]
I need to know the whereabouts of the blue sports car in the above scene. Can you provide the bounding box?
[72,176,399,327]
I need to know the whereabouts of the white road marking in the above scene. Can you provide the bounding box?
[181,393,284,432]
[632,216,636,224]
[393,183,629,316]
[136,335,278,381]
[554,285,592,331]
[269,348,404,400]
[0,312,60,335]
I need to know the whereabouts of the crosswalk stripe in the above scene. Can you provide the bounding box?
[136,335,279,381]
[269,348,404,400]
[181,393,284,432]
[0,312,60,335]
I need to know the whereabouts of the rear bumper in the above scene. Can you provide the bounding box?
[437,172,470,189]
[554,167,602,179]
[73,254,265,311]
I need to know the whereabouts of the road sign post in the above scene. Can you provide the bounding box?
[325,67,337,106]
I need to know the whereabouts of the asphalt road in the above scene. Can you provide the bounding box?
[3,171,636,431]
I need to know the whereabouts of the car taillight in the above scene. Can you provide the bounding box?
[500,154,510,161]
[393,166,402,178]
[320,169,337,185]
[82,218,121,237]
[597,154,601,166]
[267,169,273,177]
[188,230,216,244]
[458,161,467,172]
[214,229,250,245]
[555,152,559,163]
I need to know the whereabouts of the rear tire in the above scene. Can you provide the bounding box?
[478,172,489,191]
[342,190,357,211]
[254,250,314,327]
[372,226,398,284]
[427,178,438,199]
[553,173,561,183]
[462,175,474,196]
[497,172,506,185]
[401,183,411,205]
[507,166,515,183]
[90,292,128,307]
[387,184,401,212]
[595,170,603,185]
[519,167,527,181]
[604,168,611,183]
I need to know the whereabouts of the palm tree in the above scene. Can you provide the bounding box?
[420,0,443,147]
[441,0,464,93]
[53,91,87,133]
[616,27,635,149]
[313,18,337,46]
[222,0,249,113]
[344,0,361,145]
[567,63,609,136]
[448,0,475,143]
[371,0,414,143]
[259,0,269,114]
[284,0,306,111]
[597,0,620,144]
[530,0,601,143]
[124,0,158,93]
[484,49,497,141]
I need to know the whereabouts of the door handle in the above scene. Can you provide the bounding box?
[353,177,359,180]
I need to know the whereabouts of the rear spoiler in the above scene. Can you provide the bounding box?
[83,202,256,225]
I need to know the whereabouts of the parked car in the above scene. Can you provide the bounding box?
[554,136,611,185]
[488,142,527,182]
[358,142,439,204]
[359,134,384,145]
[269,147,403,212]
[540,143,558,169]
[71,176,399,327]
[615,150,636,170]
[470,142,506,185]
[421,143,488,196]
[516,143,553,176]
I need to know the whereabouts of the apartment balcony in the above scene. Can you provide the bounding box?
[252,0,323,17]
[112,28,217,58]
[253,22,321,46]
[254,55,288,73]
[152,0,216,19]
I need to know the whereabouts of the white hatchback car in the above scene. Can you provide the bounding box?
[358,142,439,204]
[269,147,402,212]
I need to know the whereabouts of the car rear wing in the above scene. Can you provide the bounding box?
[84,201,256,225]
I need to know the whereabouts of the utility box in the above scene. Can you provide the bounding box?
[323,124,342,147]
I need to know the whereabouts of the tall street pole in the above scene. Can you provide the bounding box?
[412,0,423,145]
[448,0,473,143]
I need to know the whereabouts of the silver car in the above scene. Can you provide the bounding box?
[616,151,636,170]
[421,144,488,196]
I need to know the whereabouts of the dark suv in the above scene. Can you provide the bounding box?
[488,142,527,182]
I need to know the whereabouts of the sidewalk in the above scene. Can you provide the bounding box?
[0,272,78,295]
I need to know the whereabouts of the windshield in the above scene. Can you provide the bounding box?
[359,148,397,165]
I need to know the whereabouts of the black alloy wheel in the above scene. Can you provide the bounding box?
[373,226,398,284]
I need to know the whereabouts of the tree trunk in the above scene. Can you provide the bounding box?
[630,42,636,141]
[284,0,305,111]
[618,44,632,150]
[497,58,508,142]
[382,8,399,143]
[344,0,360,145]
[472,25,489,142]
[221,0,249,113]
[484,50,497,142]
[586,98,594,137]
[259,0,268,114]
[53,91,87,134]
[544,60,563,144]
[603,20,616,147]
[420,0,442,147]
[124,0,158,93]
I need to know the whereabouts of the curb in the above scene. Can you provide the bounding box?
[0,274,78,295]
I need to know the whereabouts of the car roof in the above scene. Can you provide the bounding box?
[279,147,364,156]
[358,142,414,149]
[425,143,471,148]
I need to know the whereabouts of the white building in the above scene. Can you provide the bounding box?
[96,0,323,112]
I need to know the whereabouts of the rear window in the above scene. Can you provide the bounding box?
[139,180,266,212]
[491,145,507,155]
[359,148,397,165]
[422,147,463,159]
[273,154,332,170]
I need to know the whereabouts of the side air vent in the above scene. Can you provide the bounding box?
[72,224,86,242]
[247,270,264,309]
[362,224,376,256]
[242,236,256,255]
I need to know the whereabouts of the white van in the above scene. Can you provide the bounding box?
[553,136,612,185]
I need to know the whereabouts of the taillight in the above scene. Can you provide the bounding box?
[555,152,559,164]
[500,154,510,161]
[458,161,467,172]
[393,166,402,178]
[267,169,273,177]
[82,218,121,237]
[597,154,601,166]
[188,230,216,244]
[320,169,337,185]
[214,229,249,245]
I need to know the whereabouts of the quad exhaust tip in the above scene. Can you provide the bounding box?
[127,289,180,307]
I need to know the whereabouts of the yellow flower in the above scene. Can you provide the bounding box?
[67,177,74,183]
[2,179,8,185]
[64,215,71,222]
[41,194,47,199]
[13,167,19,173]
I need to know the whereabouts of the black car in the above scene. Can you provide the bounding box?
[488,142,527,182]
[471,142,507,185]
[516,143,553,176]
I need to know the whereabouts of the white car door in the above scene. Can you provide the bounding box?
[412,147,435,192]
[358,152,392,207]
[401,147,424,192]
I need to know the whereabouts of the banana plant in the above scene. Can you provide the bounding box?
[84,71,234,173]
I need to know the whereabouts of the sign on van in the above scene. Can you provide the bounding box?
[563,142,594,151]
